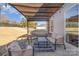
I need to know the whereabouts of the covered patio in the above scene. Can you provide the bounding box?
[0,3,79,56]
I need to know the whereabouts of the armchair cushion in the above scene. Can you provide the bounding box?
[47,37,55,43]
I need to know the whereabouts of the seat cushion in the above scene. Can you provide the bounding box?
[47,37,55,43]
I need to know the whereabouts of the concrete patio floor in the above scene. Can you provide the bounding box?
[34,43,79,56]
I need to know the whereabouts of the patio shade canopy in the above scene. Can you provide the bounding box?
[10,3,63,21]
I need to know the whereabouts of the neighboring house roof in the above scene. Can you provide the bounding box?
[66,15,79,22]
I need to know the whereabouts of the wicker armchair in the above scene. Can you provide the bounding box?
[47,33,66,50]
[55,35,66,50]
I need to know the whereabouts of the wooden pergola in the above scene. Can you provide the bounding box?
[10,3,64,33]
[10,3,63,21]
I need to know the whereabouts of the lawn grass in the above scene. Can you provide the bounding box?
[66,27,78,31]
[0,27,27,46]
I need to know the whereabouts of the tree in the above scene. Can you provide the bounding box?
[0,14,9,26]
[19,18,27,27]
[28,21,37,29]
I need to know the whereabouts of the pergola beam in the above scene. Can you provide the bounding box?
[27,19,48,21]
[28,16,49,19]
[24,15,51,17]
[21,11,55,13]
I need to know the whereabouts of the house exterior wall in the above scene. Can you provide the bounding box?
[49,3,77,36]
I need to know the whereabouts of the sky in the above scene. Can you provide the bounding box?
[0,3,25,23]
[36,21,47,26]
[65,5,78,19]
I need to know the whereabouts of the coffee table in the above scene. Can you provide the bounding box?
[33,37,55,56]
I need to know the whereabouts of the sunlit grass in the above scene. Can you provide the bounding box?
[0,27,27,46]
[65,27,78,31]
[65,27,79,35]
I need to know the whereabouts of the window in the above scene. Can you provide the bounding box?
[65,5,79,47]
